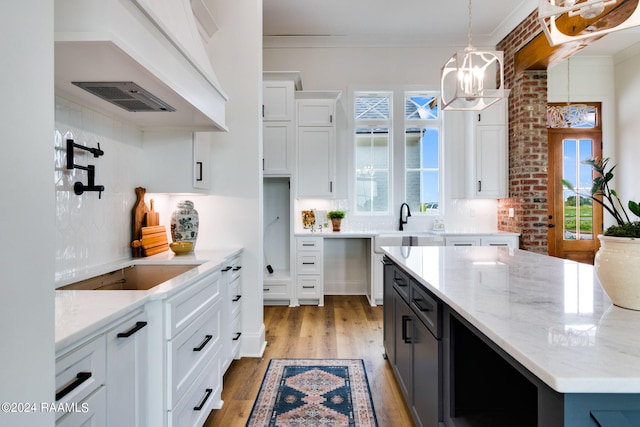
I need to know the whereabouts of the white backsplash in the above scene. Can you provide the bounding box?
[54,97,143,281]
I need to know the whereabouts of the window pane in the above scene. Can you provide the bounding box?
[405,129,421,169]
[421,171,439,212]
[405,95,438,120]
[406,171,420,212]
[563,138,594,241]
[355,95,390,120]
[421,129,439,169]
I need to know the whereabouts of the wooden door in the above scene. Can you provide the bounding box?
[548,128,602,264]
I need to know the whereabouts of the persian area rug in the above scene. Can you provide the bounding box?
[246,358,378,427]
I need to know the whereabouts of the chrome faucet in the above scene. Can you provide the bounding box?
[399,202,411,231]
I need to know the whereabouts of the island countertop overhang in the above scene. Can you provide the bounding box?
[382,245,640,394]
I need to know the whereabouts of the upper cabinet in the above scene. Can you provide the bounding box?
[142,130,212,194]
[54,0,228,131]
[262,72,302,176]
[296,91,341,198]
[450,94,509,199]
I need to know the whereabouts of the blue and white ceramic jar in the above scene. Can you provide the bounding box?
[170,200,199,249]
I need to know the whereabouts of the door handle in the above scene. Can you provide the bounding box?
[548,224,555,228]
[401,315,412,344]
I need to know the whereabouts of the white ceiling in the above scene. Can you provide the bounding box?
[263,0,640,55]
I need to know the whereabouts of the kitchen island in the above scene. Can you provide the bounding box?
[382,245,640,427]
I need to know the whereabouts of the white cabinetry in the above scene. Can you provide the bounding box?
[263,72,301,176]
[56,309,148,427]
[142,130,212,193]
[221,255,243,371]
[296,91,341,198]
[445,234,519,248]
[295,237,324,306]
[106,312,148,427]
[471,96,508,198]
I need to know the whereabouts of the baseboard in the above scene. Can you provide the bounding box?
[240,323,266,358]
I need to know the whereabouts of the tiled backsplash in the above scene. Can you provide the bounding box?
[54,97,143,281]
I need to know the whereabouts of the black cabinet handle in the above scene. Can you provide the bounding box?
[478,180,482,192]
[232,266,242,271]
[302,262,315,265]
[394,277,407,287]
[401,315,412,344]
[232,295,241,302]
[412,298,433,313]
[117,321,147,338]
[56,372,92,401]
[233,332,242,341]
[222,266,232,272]
[196,161,203,182]
[193,388,213,411]
[193,335,213,352]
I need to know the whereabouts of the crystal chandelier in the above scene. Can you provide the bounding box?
[547,58,591,128]
[538,0,640,46]
[441,0,505,111]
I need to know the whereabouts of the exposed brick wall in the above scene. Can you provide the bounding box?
[496,10,549,254]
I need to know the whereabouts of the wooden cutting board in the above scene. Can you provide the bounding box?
[132,187,149,257]
[131,225,169,256]
[146,199,160,227]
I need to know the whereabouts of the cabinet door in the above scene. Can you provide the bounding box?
[106,312,148,427]
[393,290,413,402]
[298,100,335,126]
[263,122,294,175]
[480,236,518,248]
[263,81,295,121]
[475,125,507,198]
[297,126,335,197]
[193,132,211,190]
[413,319,440,427]
[474,98,507,126]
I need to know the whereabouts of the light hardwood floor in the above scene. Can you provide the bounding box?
[204,295,414,426]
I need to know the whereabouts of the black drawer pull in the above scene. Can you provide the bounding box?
[302,243,315,247]
[193,335,213,352]
[193,388,213,411]
[394,278,407,287]
[302,262,315,265]
[232,266,242,271]
[117,321,147,338]
[233,332,242,341]
[222,266,232,272]
[232,295,242,302]
[196,161,203,181]
[412,298,433,313]
[56,372,92,401]
[401,315,412,344]
[264,288,270,292]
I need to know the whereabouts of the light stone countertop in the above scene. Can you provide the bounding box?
[55,247,242,352]
[382,245,640,394]
[294,230,519,238]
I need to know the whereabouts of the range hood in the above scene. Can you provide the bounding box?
[55,0,228,131]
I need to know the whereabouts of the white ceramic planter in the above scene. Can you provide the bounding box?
[595,235,640,310]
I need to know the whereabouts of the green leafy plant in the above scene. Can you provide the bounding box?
[562,157,640,237]
[327,210,346,219]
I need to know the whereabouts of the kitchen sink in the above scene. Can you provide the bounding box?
[57,264,200,291]
[374,233,444,253]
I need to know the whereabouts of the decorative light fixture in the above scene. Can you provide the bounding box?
[538,0,640,46]
[440,0,505,111]
[547,58,591,128]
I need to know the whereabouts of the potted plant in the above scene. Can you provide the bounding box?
[327,210,346,232]
[563,157,640,310]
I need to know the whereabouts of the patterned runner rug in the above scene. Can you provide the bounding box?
[246,358,378,427]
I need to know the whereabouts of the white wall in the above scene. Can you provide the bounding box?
[264,45,500,233]
[613,50,640,209]
[205,0,265,356]
[0,2,55,425]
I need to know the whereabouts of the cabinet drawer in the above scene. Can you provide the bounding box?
[169,350,222,427]
[231,279,242,319]
[263,283,288,298]
[230,315,242,360]
[297,253,322,274]
[166,269,221,338]
[56,385,106,427]
[411,281,441,339]
[297,238,322,251]
[391,267,410,302]
[55,335,106,418]
[168,299,222,407]
[298,276,321,297]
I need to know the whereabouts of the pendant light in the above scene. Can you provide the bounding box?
[538,0,640,46]
[547,58,591,128]
[441,0,505,111]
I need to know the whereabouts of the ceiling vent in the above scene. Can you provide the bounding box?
[71,82,176,112]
